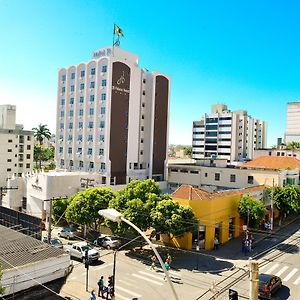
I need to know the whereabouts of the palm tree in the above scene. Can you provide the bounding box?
[32,124,51,169]
[32,124,51,145]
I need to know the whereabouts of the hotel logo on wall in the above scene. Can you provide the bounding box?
[112,62,130,95]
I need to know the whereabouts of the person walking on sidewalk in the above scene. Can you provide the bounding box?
[214,236,219,250]
[89,290,96,300]
[97,276,104,298]
[166,253,172,265]
[163,260,170,280]
[150,255,157,270]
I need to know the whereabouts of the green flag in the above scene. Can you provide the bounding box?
[114,24,124,37]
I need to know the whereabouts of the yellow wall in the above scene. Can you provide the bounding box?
[172,193,242,250]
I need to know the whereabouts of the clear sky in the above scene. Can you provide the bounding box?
[1,0,300,146]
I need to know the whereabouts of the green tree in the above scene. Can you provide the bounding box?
[32,124,51,145]
[108,179,162,234]
[238,195,265,228]
[65,187,114,230]
[183,146,192,158]
[43,146,55,161]
[0,265,4,296]
[52,197,71,223]
[150,199,198,236]
[272,185,300,213]
[33,145,44,169]
[286,141,300,150]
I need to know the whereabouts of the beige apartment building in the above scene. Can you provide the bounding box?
[0,105,34,188]
[167,156,299,192]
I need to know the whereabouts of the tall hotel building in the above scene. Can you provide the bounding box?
[285,101,300,144]
[56,46,170,185]
[192,104,267,162]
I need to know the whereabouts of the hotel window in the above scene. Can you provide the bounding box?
[80,70,85,78]
[100,121,105,128]
[79,96,84,103]
[8,149,12,153]
[26,163,30,168]
[60,111,64,117]
[68,147,72,154]
[91,68,96,75]
[142,91,145,95]
[79,109,84,116]
[100,107,106,115]
[102,65,107,72]
[141,115,144,119]
[69,110,74,117]
[140,150,144,155]
[88,134,93,141]
[62,74,66,81]
[89,108,94,116]
[101,79,107,87]
[27,145,31,150]
[70,160,73,167]
[141,126,144,131]
[69,123,73,129]
[248,176,254,184]
[141,138,144,143]
[101,93,106,101]
[80,83,84,90]
[87,148,92,155]
[70,85,75,92]
[60,123,64,129]
[79,161,83,168]
[77,147,82,154]
[99,135,104,142]
[215,173,220,181]
[89,162,94,169]
[90,95,95,102]
[78,134,82,141]
[61,87,65,93]
[79,121,83,129]
[143,79,146,84]
[70,97,74,104]
[100,162,106,170]
[71,72,75,79]
[26,154,30,159]
[90,81,95,88]
[142,102,145,108]
[99,148,104,155]
[61,99,65,105]
[68,135,72,141]
[59,147,63,153]
[88,121,93,128]
[230,174,236,182]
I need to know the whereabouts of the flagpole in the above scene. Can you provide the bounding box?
[112,24,115,56]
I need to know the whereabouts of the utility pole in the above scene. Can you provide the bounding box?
[270,178,274,230]
[249,259,259,300]
[0,186,18,206]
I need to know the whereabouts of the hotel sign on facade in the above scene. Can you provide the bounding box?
[93,48,113,59]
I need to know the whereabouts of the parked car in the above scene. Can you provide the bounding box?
[57,227,76,239]
[93,236,121,249]
[42,237,64,249]
[259,273,282,299]
[69,242,99,263]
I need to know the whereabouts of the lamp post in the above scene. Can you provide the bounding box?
[98,208,179,300]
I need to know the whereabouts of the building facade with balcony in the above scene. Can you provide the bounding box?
[56,46,170,185]
[0,105,34,187]
[192,104,267,163]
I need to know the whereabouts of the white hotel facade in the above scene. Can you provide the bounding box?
[285,101,300,144]
[56,46,170,185]
[192,104,267,162]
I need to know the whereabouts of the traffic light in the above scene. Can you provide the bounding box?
[84,249,89,269]
[229,289,238,300]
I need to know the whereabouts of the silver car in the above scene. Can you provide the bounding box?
[94,236,121,249]
[43,237,64,249]
[57,227,76,239]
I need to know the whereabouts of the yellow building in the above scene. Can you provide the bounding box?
[168,185,266,250]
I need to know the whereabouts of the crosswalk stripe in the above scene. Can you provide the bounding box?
[265,263,280,274]
[293,275,300,285]
[156,268,179,277]
[259,264,268,271]
[139,270,164,281]
[93,262,113,270]
[114,293,131,300]
[275,266,289,277]
[132,273,164,286]
[283,268,298,282]
[116,286,142,297]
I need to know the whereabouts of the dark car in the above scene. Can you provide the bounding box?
[93,236,121,249]
[259,273,282,299]
[42,237,64,249]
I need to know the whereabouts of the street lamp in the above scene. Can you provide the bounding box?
[98,208,179,300]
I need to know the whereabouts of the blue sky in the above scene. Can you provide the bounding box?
[1,0,300,146]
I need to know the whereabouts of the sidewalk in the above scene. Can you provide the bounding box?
[59,280,94,300]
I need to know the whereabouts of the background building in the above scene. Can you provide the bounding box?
[56,46,170,185]
[192,104,267,163]
[285,101,300,144]
[0,105,34,187]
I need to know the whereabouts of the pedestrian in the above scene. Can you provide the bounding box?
[163,260,170,280]
[150,255,156,270]
[89,290,96,300]
[242,238,245,254]
[244,239,249,255]
[97,276,104,298]
[166,253,172,265]
[249,238,252,252]
[214,236,219,250]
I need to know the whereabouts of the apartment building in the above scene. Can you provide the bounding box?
[0,105,34,187]
[192,104,267,162]
[56,46,170,185]
[284,101,300,143]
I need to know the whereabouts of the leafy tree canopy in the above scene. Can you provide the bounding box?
[0,265,4,295]
[66,187,114,229]
[286,141,300,150]
[271,185,300,213]
[238,195,265,228]
[32,124,51,145]
[52,197,71,222]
